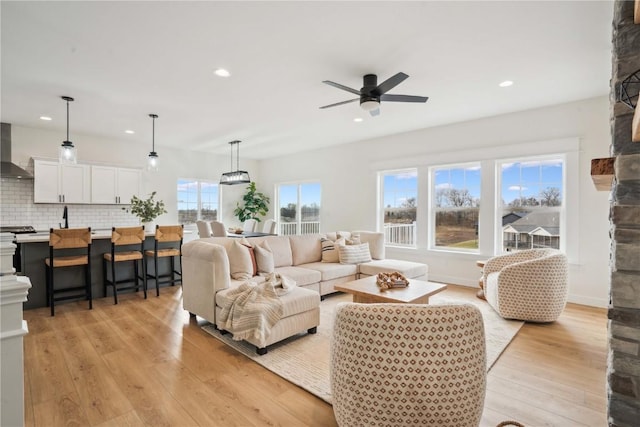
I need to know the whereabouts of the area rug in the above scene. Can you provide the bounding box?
[202,291,524,404]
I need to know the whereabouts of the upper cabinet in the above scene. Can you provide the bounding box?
[90,166,141,204]
[34,159,91,204]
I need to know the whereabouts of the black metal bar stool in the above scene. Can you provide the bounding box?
[44,227,92,317]
[144,225,183,296]
[103,226,147,304]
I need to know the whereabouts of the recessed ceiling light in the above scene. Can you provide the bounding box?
[214,68,231,77]
[40,116,52,121]
[353,118,363,122]
[125,130,135,134]
[499,80,514,87]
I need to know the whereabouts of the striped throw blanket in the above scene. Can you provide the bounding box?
[218,280,284,343]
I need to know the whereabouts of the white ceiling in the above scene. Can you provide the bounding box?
[1,1,613,160]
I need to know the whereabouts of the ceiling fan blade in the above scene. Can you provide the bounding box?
[380,94,429,103]
[319,98,360,109]
[369,108,380,117]
[322,80,362,96]
[372,72,409,96]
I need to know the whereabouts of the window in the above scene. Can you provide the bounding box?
[380,169,417,246]
[277,182,321,235]
[431,164,481,250]
[177,179,219,224]
[499,157,563,252]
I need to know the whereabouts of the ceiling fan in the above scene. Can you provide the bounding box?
[319,72,428,116]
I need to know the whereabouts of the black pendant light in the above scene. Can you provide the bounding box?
[220,140,250,185]
[147,114,159,171]
[59,96,77,164]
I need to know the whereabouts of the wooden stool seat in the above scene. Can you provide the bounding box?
[103,226,147,305]
[145,225,183,296]
[45,227,92,317]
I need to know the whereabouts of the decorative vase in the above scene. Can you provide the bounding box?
[142,221,156,233]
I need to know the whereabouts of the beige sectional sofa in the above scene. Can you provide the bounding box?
[182,231,428,353]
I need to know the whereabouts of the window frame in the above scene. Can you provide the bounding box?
[276,181,321,235]
[495,154,566,255]
[378,168,418,248]
[177,178,220,225]
[428,161,482,253]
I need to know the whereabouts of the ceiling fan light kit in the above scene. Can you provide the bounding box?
[320,72,428,116]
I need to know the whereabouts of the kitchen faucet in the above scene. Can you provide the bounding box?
[62,206,68,229]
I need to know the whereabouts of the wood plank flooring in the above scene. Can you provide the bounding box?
[23,284,607,427]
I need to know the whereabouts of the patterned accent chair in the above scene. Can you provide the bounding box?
[482,248,568,322]
[330,303,486,427]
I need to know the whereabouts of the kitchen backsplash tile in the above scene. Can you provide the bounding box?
[1,179,139,231]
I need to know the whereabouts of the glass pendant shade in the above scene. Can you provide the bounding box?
[148,151,159,171]
[220,140,251,185]
[59,141,77,164]
[59,96,77,164]
[147,114,159,172]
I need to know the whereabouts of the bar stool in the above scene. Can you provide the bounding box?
[145,225,183,296]
[103,226,147,304]
[44,227,92,317]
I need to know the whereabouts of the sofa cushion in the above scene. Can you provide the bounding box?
[289,234,322,266]
[321,237,345,263]
[262,236,293,267]
[254,240,275,274]
[228,240,254,280]
[299,261,358,282]
[273,266,321,286]
[338,243,372,264]
[355,231,385,260]
[216,283,318,318]
[359,259,427,278]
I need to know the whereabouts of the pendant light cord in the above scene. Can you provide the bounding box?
[66,100,70,141]
[152,115,155,152]
[236,141,240,172]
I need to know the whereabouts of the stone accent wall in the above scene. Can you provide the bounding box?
[609,1,640,426]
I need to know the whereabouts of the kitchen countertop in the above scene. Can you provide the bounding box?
[15,229,192,243]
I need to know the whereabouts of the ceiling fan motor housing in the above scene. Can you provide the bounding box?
[361,74,381,109]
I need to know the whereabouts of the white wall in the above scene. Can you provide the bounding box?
[257,96,611,307]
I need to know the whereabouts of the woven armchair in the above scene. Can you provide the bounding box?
[482,248,568,322]
[330,303,486,427]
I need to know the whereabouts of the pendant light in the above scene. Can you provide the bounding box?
[59,96,77,164]
[147,114,159,171]
[220,140,250,185]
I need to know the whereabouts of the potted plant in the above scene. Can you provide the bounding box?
[123,191,167,227]
[234,182,270,223]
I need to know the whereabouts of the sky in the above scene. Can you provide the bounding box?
[382,159,563,208]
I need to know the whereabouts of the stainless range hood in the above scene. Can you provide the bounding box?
[1,123,33,179]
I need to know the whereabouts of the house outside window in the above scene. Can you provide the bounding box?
[499,157,564,252]
[177,179,219,224]
[380,169,417,247]
[431,163,481,250]
[277,182,321,235]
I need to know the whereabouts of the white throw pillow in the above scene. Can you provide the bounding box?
[338,242,372,264]
[321,237,345,263]
[254,240,275,274]
[228,240,253,280]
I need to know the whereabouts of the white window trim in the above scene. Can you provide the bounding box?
[428,161,482,253]
[275,180,321,235]
[177,178,220,224]
[378,168,418,248]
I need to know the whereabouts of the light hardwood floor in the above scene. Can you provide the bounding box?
[23,284,607,427]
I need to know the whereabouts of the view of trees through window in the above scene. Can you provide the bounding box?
[177,179,219,224]
[278,182,321,235]
[433,165,481,249]
[501,158,563,251]
[381,170,417,246]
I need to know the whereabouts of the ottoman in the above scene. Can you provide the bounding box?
[215,285,320,355]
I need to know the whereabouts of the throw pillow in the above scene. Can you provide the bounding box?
[321,237,345,263]
[228,240,253,280]
[338,231,361,245]
[338,242,372,264]
[239,237,257,276]
[254,240,275,274]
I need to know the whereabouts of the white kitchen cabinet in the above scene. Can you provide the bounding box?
[90,165,141,204]
[34,159,90,203]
